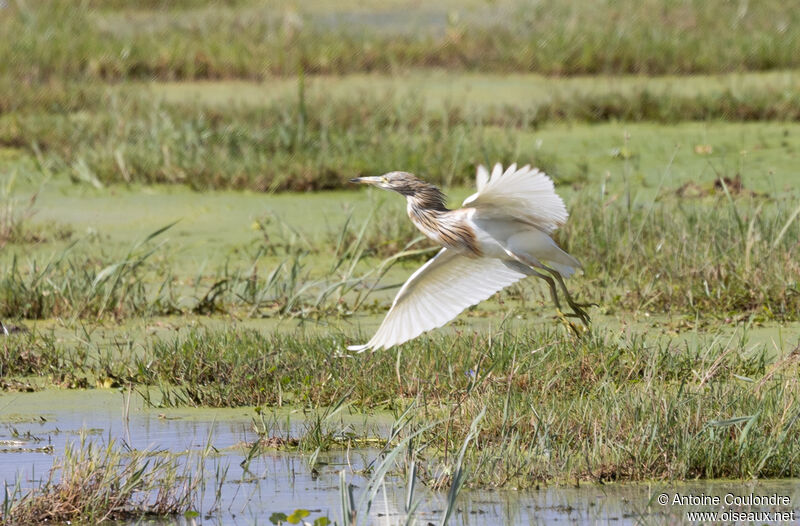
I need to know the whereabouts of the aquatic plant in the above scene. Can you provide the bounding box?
[124,323,800,487]
[0,223,181,320]
[562,190,800,319]
[0,436,199,524]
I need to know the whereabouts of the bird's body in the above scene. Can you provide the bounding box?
[408,205,482,256]
[349,164,590,352]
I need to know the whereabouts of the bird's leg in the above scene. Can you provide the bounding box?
[502,259,562,310]
[534,271,562,312]
[533,271,585,336]
[503,257,585,335]
[540,265,594,326]
[507,252,592,327]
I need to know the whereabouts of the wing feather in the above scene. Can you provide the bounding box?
[348,248,527,351]
[462,164,568,234]
[476,165,490,191]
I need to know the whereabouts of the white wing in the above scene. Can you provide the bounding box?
[348,248,527,351]
[463,163,568,234]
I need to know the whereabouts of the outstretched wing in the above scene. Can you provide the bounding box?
[348,248,527,351]
[463,164,568,234]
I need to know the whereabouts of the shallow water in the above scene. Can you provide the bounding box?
[2,389,799,525]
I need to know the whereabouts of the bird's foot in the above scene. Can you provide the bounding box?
[564,299,594,327]
[555,309,589,338]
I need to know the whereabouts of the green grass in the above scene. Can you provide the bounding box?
[563,192,800,319]
[147,71,800,110]
[0,224,183,320]
[136,326,800,485]
[147,70,800,130]
[3,0,800,81]
[3,83,800,193]
[4,324,799,487]
[0,179,72,247]
[9,179,800,321]
[1,177,798,322]
[1,88,513,191]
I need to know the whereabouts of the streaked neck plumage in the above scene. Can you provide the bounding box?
[406,182,448,212]
[404,181,482,256]
[404,180,448,231]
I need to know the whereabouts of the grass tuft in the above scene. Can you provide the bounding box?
[1,436,197,524]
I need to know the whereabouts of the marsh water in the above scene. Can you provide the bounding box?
[2,388,799,525]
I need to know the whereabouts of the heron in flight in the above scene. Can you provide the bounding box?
[348,163,591,352]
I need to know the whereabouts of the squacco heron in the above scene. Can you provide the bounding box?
[348,163,591,352]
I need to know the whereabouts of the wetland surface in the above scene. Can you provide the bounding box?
[4,389,800,525]
[2,0,800,522]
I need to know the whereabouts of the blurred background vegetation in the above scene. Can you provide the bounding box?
[1,0,799,190]
[5,0,800,80]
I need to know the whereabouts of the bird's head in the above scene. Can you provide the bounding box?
[349,171,424,196]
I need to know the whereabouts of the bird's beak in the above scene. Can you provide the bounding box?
[349,176,383,186]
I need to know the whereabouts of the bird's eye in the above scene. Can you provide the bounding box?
[382,176,389,183]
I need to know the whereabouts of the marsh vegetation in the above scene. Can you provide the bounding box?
[1,0,800,523]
